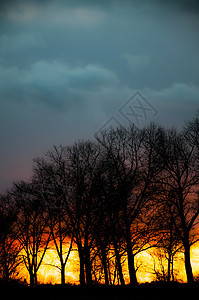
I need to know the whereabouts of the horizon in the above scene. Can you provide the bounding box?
[17,239,199,285]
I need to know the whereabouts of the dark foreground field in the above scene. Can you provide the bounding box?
[2,282,199,300]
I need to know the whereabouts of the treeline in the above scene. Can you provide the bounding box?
[1,115,199,286]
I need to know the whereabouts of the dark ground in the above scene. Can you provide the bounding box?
[2,283,199,300]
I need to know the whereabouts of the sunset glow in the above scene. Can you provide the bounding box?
[16,241,199,285]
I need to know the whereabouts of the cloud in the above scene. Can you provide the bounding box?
[155,0,199,14]
[0,33,45,66]
[0,0,107,28]
[143,83,199,127]
[146,83,199,106]
[0,61,119,109]
[0,33,39,51]
[50,6,106,28]
[0,0,199,193]
[0,1,37,21]
[121,53,151,70]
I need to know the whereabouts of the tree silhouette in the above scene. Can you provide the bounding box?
[152,188,184,282]
[153,127,199,284]
[0,194,22,283]
[33,148,73,285]
[66,141,103,285]
[11,181,51,286]
[95,124,162,286]
[1,115,199,286]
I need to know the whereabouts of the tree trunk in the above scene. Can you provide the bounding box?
[101,247,109,285]
[61,263,65,285]
[184,242,194,284]
[178,191,194,284]
[30,272,37,286]
[125,224,138,286]
[84,248,93,285]
[78,246,86,285]
[29,271,35,286]
[126,246,138,286]
[167,252,171,282]
[34,273,37,286]
[113,242,125,286]
[171,256,174,281]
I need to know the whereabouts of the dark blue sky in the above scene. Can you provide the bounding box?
[0,0,199,192]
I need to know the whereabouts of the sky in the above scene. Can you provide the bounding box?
[0,0,199,192]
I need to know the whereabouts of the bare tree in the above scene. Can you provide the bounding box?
[34,142,103,285]
[154,127,199,284]
[95,124,162,286]
[0,194,22,283]
[152,188,184,282]
[2,115,199,286]
[11,181,51,286]
[33,150,73,285]
[91,198,111,284]
[65,141,103,285]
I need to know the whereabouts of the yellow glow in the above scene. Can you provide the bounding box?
[190,242,199,277]
[36,248,79,284]
[17,241,199,284]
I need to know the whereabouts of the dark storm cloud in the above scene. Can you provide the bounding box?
[156,0,199,13]
[0,0,199,192]
[0,60,119,110]
[0,0,199,111]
